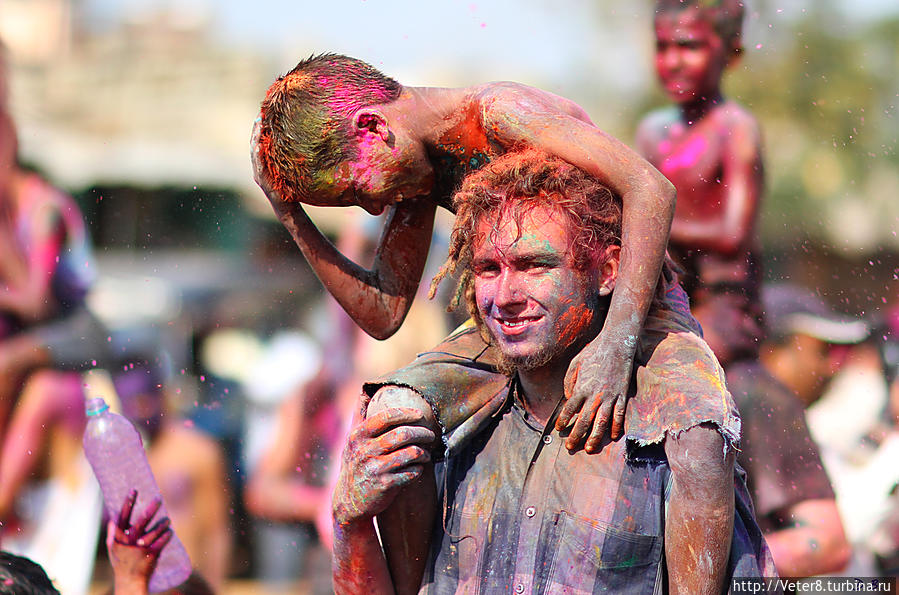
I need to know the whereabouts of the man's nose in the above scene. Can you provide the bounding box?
[495,269,526,308]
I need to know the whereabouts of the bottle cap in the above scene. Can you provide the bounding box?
[85,397,109,417]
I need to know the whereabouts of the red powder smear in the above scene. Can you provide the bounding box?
[557,304,593,346]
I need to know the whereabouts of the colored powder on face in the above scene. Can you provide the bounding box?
[556,302,595,347]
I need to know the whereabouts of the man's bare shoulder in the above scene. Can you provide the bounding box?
[472,82,593,128]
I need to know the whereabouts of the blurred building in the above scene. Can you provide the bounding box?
[1,0,275,209]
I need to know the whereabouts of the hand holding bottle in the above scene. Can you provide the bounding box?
[107,490,173,595]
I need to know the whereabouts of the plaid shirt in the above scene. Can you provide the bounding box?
[419,383,774,595]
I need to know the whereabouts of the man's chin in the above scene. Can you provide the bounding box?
[496,348,558,377]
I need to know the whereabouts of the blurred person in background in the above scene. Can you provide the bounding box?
[759,284,877,575]
[762,284,899,576]
[635,0,850,576]
[112,359,231,591]
[0,43,110,594]
[0,95,106,445]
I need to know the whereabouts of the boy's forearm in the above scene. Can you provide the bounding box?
[277,199,435,339]
[333,518,397,595]
[603,179,676,339]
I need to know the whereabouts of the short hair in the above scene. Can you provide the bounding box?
[429,149,622,333]
[655,0,745,50]
[0,551,60,595]
[257,53,403,203]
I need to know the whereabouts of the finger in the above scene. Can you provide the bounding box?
[365,407,431,437]
[137,517,171,547]
[374,444,432,475]
[371,425,437,455]
[380,464,425,491]
[563,361,580,401]
[555,391,585,432]
[585,396,622,452]
[148,529,173,556]
[609,396,627,441]
[106,520,118,552]
[568,398,611,452]
[131,496,163,535]
[116,489,138,532]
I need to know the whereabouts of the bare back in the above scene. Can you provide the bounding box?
[423,82,597,208]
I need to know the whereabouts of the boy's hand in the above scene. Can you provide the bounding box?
[250,116,292,221]
[557,335,633,453]
[333,408,436,527]
[107,490,174,595]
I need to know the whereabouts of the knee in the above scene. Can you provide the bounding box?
[368,386,438,431]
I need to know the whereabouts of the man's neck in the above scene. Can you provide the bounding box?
[517,365,567,428]
[401,86,476,147]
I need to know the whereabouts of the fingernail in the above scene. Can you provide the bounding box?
[137,539,145,546]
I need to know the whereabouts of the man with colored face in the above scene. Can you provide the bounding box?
[330,150,774,594]
[253,53,722,454]
[636,0,849,576]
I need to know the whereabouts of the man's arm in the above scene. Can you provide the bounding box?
[251,120,436,340]
[481,89,676,451]
[765,499,851,577]
[332,406,435,594]
[664,423,734,595]
[668,110,763,255]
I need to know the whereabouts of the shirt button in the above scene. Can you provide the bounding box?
[525,506,536,518]
[542,434,552,445]
[515,584,525,593]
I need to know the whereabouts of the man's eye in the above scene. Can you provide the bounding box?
[475,264,499,276]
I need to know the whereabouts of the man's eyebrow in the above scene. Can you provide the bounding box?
[512,251,564,266]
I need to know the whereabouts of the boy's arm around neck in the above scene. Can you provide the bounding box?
[480,93,676,450]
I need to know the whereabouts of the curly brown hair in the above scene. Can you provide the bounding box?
[257,53,402,203]
[429,149,623,336]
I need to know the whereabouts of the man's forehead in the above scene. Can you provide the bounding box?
[473,204,572,252]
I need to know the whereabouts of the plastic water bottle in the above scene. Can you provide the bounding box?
[82,397,192,592]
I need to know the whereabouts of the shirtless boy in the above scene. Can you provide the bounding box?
[253,54,709,452]
[636,0,849,575]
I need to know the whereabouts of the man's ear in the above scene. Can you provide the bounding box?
[597,244,621,296]
[352,109,391,142]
